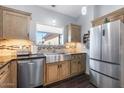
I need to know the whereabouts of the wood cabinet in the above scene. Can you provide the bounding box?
[44,53,86,86]
[45,61,70,85]
[0,61,17,88]
[0,63,10,88]
[0,6,31,40]
[9,61,17,88]
[70,54,86,76]
[71,60,78,75]
[64,24,81,43]
[59,61,70,80]
[45,63,59,84]
[92,7,124,27]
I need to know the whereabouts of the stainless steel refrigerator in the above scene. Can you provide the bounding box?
[89,20,124,88]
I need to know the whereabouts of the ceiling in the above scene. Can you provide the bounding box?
[39,5,84,18]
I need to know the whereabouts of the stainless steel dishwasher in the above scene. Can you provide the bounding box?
[17,57,45,88]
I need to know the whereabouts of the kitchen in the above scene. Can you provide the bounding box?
[0,5,124,88]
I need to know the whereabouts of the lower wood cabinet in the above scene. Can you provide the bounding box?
[71,60,78,75]
[45,63,59,84]
[59,61,70,80]
[44,61,70,85]
[0,63,10,88]
[0,61,17,88]
[44,53,86,86]
[70,54,86,76]
[9,61,17,88]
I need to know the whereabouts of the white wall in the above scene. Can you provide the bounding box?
[5,5,77,43]
[76,5,94,74]
[94,5,124,18]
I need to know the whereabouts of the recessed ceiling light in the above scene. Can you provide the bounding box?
[52,19,56,26]
[81,6,87,15]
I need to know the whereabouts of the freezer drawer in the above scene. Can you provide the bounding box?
[90,26,102,60]
[89,59,120,79]
[90,70,120,88]
[102,21,120,64]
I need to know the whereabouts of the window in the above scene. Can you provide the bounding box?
[36,24,63,45]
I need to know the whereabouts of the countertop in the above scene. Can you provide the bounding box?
[66,52,86,55]
[0,56,17,69]
[0,54,46,69]
[0,52,86,69]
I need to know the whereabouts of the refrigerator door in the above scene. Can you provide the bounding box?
[89,59,120,79]
[90,26,102,60]
[102,21,120,64]
[90,70,120,88]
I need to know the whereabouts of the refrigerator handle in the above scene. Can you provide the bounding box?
[103,29,105,36]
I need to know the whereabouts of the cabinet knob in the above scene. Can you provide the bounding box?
[78,61,80,64]
[58,65,59,68]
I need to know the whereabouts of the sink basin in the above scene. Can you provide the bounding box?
[44,53,67,55]
[44,53,71,63]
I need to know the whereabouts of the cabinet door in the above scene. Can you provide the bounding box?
[78,54,86,73]
[9,61,17,88]
[71,25,81,42]
[59,61,70,80]
[46,63,59,84]
[71,60,78,75]
[3,10,30,39]
[0,63,10,88]
[0,9,3,39]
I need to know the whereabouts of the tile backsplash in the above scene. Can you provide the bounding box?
[37,42,86,54]
[0,39,86,56]
[0,39,33,56]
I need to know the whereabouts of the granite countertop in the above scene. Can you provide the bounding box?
[66,52,87,55]
[0,56,17,69]
[0,52,86,69]
[0,54,46,69]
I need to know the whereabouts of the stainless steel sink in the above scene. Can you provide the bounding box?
[44,53,71,63]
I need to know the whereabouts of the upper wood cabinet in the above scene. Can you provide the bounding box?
[64,24,81,43]
[0,6,31,40]
[92,7,124,27]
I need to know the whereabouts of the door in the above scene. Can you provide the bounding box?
[59,61,70,80]
[3,10,30,39]
[102,20,120,64]
[90,26,102,60]
[9,61,17,88]
[78,54,86,73]
[46,63,59,84]
[71,60,78,75]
